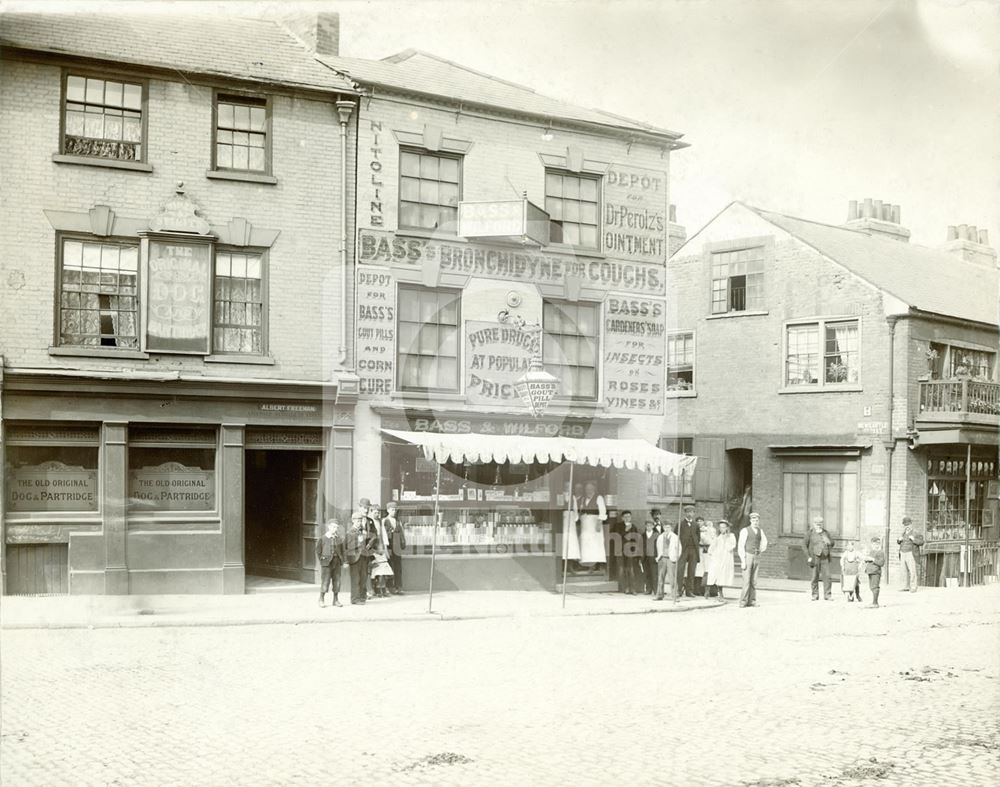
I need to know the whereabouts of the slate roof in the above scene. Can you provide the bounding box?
[318,49,685,144]
[748,205,998,327]
[0,11,358,93]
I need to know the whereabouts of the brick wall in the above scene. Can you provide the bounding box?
[0,57,351,382]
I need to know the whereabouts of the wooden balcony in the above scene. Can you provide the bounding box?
[918,379,1000,429]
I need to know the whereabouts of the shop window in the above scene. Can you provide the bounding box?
[928,342,995,381]
[543,300,599,400]
[926,454,996,540]
[785,319,859,387]
[63,73,145,161]
[214,94,269,173]
[545,170,600,249]
[5,444,99,513]
[127,427,217,512]
[213,250,266,354]
[396,285,461,391]
[58,237,139,348]
[781,460,858,538]
[666,331,695,392]
[648,437,694,498]
[710,246,764,313]
[399,149,461,232]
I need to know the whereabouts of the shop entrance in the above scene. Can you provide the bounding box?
[244,450,322,584]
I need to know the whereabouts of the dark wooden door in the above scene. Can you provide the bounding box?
[6,544,69,594]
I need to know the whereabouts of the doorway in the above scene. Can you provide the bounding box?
[244,450,322,584]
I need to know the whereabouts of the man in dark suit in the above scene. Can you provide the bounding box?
[618,511,643,595]
[316,519,346,608]
[383,501,406,594]
[346,512,377,605]
[641,514,661,594]
[677,504,701,597]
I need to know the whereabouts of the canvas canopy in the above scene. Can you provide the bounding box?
[382,429,698,478]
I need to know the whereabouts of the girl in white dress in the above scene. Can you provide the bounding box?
[577,481,607,570]
[707,520,737,599]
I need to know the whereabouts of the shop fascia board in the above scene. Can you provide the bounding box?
[3,368,340,401]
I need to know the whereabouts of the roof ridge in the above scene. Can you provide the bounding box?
[381,48,540,93]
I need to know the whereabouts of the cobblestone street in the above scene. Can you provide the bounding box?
[2,586,999,787]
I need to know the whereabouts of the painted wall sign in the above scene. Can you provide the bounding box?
[5,426,99,445]
[145,240,212,353]
[603,296,666,414]
[603,165,669,263]
[128,462,215,511]
[355,267,396,397]
[369,120,385,227]
[358,228,665,296]
[245,428,323,448]
[7,461,98,511]
[404,417,587,438]
[465,321,538,406]
[258,404,318,414]
[856,421,889,436]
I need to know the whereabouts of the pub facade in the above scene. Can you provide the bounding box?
[318,48,691,589]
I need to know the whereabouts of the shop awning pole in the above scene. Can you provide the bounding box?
[428,461,442,614]
[561,462,574,609]
[964,443,972,588]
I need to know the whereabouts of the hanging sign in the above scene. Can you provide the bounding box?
[145,240,212,354]
[603,296,666,414]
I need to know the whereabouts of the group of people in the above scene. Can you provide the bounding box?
[315,498,407,607]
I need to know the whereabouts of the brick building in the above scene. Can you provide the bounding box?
[664,200,999,583]
[0,12,360,594]
[315,47,690,590]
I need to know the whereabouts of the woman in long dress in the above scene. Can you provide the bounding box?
[577,481,607,570]
[707,520,737,599]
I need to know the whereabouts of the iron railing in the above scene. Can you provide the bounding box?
[918,540,1000,587]
[919,379,1000,416]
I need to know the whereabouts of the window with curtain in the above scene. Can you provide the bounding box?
[781,461,859,538]
[59,238,139,348]
[399,150,461,232]
[545,171,600,249]
[647,437,694,498]
[396,285,461,391]
[785,318,859,387]
[543,300,599,400]
[213,250,265,354]
[666,331,695,391]
[63,74,144,161]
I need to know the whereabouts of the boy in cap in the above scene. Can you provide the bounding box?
[316,519,345,608]
[897,516,924,592]
[864,536,886,608]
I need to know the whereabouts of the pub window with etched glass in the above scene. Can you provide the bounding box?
[666,331,695,392]
[396,285,461,391]
[543,300,599,400]
[214,94,269,173]
[5,430,100,515]
[213,250,266,354]
[710,246,764,313]
[781,460,859,538]
[647,437,694,498]
[398,149,461,232]
[544,171,600,249]
[127,427,217,513]
[785,318,859,387]
[58,236,139,348]
[62,73,144,161]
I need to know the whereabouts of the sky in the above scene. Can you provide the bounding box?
[9,0,1000,248]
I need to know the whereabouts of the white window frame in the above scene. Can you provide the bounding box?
[782,316,862,392]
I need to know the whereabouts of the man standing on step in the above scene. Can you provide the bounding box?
[803,515,835,601]
[316,519,345,608]
[677,504,700,598]
[738,511,768,607]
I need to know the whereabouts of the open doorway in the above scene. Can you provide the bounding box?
[245,450,322,584]
[725,448,753,538]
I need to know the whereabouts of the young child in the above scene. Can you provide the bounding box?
[840,541,863,603]
[863,536,886,608]
[369,540,394,598]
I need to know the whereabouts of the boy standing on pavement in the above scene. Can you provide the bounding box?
[619,511,642,595]
[803,516,835,601]
[738,512,768,608]
[316,519,345,608]
[897,517,925,592]
[864,536,886,608]
[641,518,660,594]
[383,501,406,594]
[654,522,681,603]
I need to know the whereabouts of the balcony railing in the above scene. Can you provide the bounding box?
[919,379,1000,416]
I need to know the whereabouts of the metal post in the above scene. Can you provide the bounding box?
[561,462,575,609]
[428,460,442,613]
[964,443,972,588]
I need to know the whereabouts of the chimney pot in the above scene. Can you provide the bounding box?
[669,204,677,222]
[892,205,900,224]
[947,225,958,241]
[958,224,968,241]
[979,229,990,245]
[874,199,883,220]
[848,200,858,221]
[969,225,979,242]
[863,198,873,219]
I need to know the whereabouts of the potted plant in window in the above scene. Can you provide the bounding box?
[827,360,850,383]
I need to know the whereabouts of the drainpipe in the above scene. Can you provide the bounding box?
[335,99,356,368]
[883,316,898,584]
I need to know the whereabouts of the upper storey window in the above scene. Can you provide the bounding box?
[63,74,144,162]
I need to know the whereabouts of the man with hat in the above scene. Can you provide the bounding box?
[383,501,407,594]
[346,510,377,605]
[897,516,925,592]
[738,512,768,607]
[803,515,835,601]
[677,504,701,598]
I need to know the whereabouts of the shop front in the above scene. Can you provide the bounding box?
[1,370,354,595]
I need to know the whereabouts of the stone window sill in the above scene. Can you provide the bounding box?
[204,354,276,365]
[206,169,278,185]
[779,385,863,395]
[391,390,466,402]
[706,310,769,320]
[48,345,149,360]
[52,154,153,173]
[664,390,697,399]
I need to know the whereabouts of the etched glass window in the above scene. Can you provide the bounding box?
[63,75,143,161]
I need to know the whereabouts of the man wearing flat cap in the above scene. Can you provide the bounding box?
[897,516,925,592]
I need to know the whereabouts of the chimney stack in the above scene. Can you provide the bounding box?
[278,11,340,57]
[668,203,687,257]
[941,223,997,267]
[843,197,911,242]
